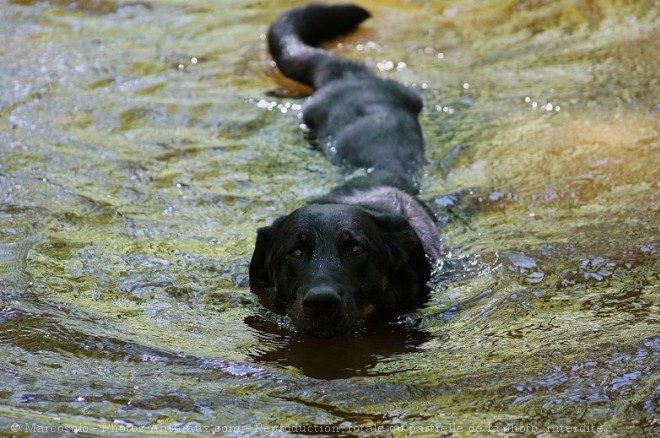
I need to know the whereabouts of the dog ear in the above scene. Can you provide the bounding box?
[370,213,419,265]
[370,212,430,281]
[249,217,284,291]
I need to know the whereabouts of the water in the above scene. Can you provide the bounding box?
[1,0,658,435]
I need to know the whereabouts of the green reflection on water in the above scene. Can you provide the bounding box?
[1,0,658,435]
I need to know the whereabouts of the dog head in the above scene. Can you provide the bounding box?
[249,204,430,337]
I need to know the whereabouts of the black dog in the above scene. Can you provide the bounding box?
[249,4,445,337]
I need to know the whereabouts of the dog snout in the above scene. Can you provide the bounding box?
[303,286,342,314]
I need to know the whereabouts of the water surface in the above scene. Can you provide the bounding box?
[1,0,658,435]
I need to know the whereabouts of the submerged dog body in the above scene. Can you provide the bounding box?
[249,4,445,337]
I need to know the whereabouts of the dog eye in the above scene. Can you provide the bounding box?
[289,248,303,259]
[351,244,366,256]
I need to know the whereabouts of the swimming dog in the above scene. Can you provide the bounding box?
[249,4,444,337]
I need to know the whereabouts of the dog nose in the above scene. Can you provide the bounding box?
[303,286,341,313]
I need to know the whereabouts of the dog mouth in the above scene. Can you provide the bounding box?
[288,294,364,338]
[294,316,363,338]
[297,313,362,337]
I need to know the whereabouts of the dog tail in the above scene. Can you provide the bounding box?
[268,4,372,89]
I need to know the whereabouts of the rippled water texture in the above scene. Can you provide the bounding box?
[1,0,658,435]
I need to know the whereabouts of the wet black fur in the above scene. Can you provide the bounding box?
[249,4,445,337]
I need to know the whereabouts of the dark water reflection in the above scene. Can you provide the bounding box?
[1,0,659,435]
[246,315,432,380]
